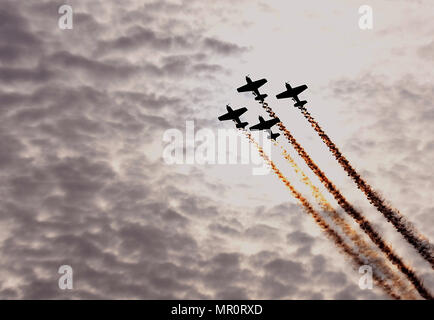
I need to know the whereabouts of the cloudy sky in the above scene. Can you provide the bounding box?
[0,0,433,299]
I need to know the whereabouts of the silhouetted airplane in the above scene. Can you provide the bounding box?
[237,76,268,102]
[267,130,280,141]
[276,82,308,108]
[250,115,280,131]
[218,105,248,129]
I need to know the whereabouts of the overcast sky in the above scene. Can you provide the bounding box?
[0,0,433,299]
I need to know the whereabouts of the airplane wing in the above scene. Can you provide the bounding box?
[249,122,263,131]
[292,84,308,96]
[218,113,233,121]
[237,78,267,92]
[264,118,280,129]
[233,107,247,117]
[276,90,292,99]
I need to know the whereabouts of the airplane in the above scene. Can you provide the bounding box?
[276,82,308,107]
[249,115,280,131]
[218,105,248,129]
[267,130,280,141]
[237,76,268,102]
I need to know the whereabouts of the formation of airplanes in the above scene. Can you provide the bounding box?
[218,76,308,141]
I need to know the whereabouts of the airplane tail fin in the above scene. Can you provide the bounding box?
[255,94,267,102]
[294,100,307,108]
[268,132,280,141]
[236,122,248,129]
[268,132,280,140]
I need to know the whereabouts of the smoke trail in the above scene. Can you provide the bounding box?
[260,102,433,299]
[244,131,401,299]
[299,107,434,268]
[276,142,418,299]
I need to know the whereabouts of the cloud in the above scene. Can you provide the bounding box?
[47,51,140,80]
[418,41,434,60]
[96,26,194,55]
[0,0,420,300]
[202,37,247,55]
[263,258,307,284]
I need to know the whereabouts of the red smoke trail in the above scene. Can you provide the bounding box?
[276,143,418,299]
[299,107,434,268]
[244,131,401,299]
[260,102,433,299]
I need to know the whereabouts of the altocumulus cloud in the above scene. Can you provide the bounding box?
[0,0,418,300]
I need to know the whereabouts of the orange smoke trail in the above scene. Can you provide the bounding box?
[260,102,432,299]
[299,107,434,268]
[276,142,417,299]
[244,131,400,299]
